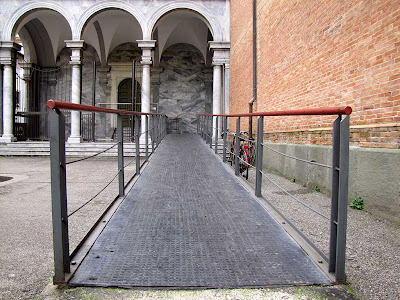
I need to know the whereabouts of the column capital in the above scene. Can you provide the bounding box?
[137,40,156,49]
[64,40,86,49]
[65,40,87,65]
[209,41,230,66]
[137,40,156,66]
[0,41,21,65]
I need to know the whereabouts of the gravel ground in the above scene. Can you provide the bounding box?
[244,167,400,300]
[0,155,398,299]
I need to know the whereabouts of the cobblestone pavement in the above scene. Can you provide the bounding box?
[70,134,329,288]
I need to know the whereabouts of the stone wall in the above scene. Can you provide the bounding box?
[159,43,210,133]
[262,142,400,224]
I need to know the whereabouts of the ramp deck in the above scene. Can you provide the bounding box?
[70,134,329,288]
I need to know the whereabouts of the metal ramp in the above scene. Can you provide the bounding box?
[69,134,329,288]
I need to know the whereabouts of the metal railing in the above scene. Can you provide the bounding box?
[197,106,352,283]
[47,100,167,284]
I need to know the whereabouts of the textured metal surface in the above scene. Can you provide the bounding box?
[70,134,330,288]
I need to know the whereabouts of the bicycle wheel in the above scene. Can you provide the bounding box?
[239,149,249,180]
[229,147,234,166]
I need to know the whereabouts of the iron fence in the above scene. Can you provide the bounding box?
[197,106,352,283]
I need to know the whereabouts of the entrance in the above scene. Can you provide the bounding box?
[117,78,141,140]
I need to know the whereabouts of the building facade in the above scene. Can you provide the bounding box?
[231,0,400,223]
[0,0,230,142]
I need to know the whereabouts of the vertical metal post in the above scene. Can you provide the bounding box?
[209,116,212,149]
[49,109,70,284]
[91,61,96,141]
[145,115,149,161]
[255,116,264,197]
[235,117,240,176]
[329,116,341,273]
[223,117,227,162]
[151,116,155,153]
[202,116,205,141]
[155,116,159,147]
[135,115,140,175]
[215,116,218,154]
[117,114,124,197]
[336,115,350,283]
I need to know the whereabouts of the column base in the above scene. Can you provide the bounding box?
[0,135,17,143]
[67,135,83,143]
[139,135,152,146]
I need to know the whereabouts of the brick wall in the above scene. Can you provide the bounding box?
[230,0,400,148]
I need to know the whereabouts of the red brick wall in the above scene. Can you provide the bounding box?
[230,0,400,148]
[230,0,253,115]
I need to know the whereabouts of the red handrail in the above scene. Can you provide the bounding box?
[199,106,352,117]
[47,100,163,116]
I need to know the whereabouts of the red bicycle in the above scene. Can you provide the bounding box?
[229,131,255,180]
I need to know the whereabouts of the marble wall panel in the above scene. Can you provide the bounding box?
[159,43,211,133]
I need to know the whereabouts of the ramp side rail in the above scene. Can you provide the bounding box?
[197,106,352,283]
[47,100,168,284]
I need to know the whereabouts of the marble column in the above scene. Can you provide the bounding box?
[137,40,156,142]
[0,42,21,142]
[65,40,86,143]
[224,63,230,115]
[97,66,111,140]
[21,63,32,113]
[209,41,231,139]
[212,63,222,138]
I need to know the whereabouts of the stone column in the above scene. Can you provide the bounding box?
[20,63,32,113]
[212,63,222,137]
[204,69,213,114]
[0,42,21,142]
[65,40,86,143]
[151,67,163,113]
[137,40,156,141]
[209,42,231,139]
[224,63,230,115]
[97,66,111,140]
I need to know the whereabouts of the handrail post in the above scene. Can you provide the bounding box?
[336,115,350,283]
[223,116,227,162]
[215,116,218,154]
[145,115,149,161]
[235,117,240,176]
[155,116,159,147]
[135,115,140,175]
[329,115,341,273]
[255,116,264,197]
[209,116,212,149]
[151,116,155,153]
[117,114,124,197]
[202,116,206,141]
[49,108,70,284]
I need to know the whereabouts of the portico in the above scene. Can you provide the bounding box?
[0,1,230,143]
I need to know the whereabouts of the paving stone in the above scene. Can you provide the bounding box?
[70,134,330,288]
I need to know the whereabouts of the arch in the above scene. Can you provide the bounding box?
[75,1,145,40]
[147,2,223,41]
[2,1,73,41]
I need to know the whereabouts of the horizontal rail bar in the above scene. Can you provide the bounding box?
[200,106,352,117]
[261,143,332,169]
[47,100,164,116]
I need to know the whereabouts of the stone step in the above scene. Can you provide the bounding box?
[0,142,152,157]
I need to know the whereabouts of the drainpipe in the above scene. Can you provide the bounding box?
[249,0,257,138]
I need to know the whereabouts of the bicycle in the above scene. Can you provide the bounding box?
[228,131,256,180]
